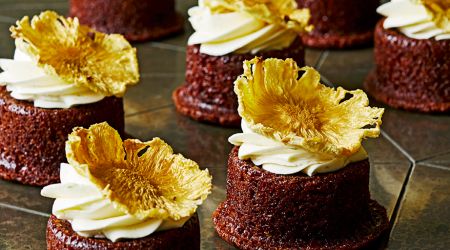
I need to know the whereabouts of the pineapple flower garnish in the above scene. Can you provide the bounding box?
[421,0,450,31]
[202,0,312,33]
[235,57,384,157]
[10,11,139,97]
[66,122,212,221]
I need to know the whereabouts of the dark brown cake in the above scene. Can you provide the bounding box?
[213,147,389,249]
[172,39,305,127]
[69,0,183,42]
[0,86,124,186]
[296,0,380,49]
[365,19,450,113]
[47,214,200,250]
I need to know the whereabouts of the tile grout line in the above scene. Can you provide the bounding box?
[320,74,335,88]
[0,202,50,217]
[380,130,415,164]
[125,103,173,118]
[415,150,450,164]
[387,162,415,238]
[380,130,418,238]
[417,162,450,171]
[314,50,329,70]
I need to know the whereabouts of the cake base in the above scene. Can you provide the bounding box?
[46,214,200,250]
[301,29,374,49]
[0,86,124,186]
[214,200,388,250]
[172,86,241,127]
[212,147,390,249]
[365,70,450,113]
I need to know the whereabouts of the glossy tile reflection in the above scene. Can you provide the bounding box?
[0,180,52,213]
[0,206,48,250]
[389,165,450,249]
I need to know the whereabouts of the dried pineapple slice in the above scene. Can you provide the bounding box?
[235,57,384,157]
[10,11,139,97]
[202,0,312,33]
[421,0,450,32]
[66,122,212,221]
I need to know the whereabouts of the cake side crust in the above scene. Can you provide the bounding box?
[364,19,450,113]
[0,86,124,186]
[213,147,390,249]
[173,39,305,127]
[297,0,379,48]
[46,214,200,250]
[69,0,184,41]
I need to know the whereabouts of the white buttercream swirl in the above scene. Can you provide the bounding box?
[0,44,104,109]
[41,163,189,242]
[229,120,368,176]
[377,0,450,40]
[187,1,298,56]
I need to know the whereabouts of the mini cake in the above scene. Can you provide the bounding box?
[69,0,183,42]
[296,0,380,48]
[173,0,311,126]
[0,11,139,186]
[213,58,389,249]
[41,122,212,250]
[365,0,450,112]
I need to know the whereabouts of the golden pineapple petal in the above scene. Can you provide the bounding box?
[235,57,384,156]
[66,122,125,168]
[421,0,450,32]
[203,0,312,32]
[66,122,212,221]
[10,11,139,97]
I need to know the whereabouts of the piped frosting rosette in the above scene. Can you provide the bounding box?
[188,0,312,56]
[377,0,450,40]
[0,11,139,108]
[229,58,384,176]
[41,122,212,242]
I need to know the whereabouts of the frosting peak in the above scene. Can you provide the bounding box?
[377,0,450,40]
[229,120,368,176]
[188,0,311,56]
[0,47,104,109]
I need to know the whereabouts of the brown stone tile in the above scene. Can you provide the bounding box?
[363,134,410,164]
[127,109,235,248]
[0,206,48,250]
[381,110,450,161]
[305,49,323,67]
[198,184,236,250]
[422,153,450,169]
[316,48,374,90]
[176,0,197,13]
[389,165,450,249]
[369,163,411,220]
[0,180,52,213]
[135,45,186,74]
[125,106,238,169]
[124,74,184,115]
[0,3,67,20]
[0,23,13,58]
